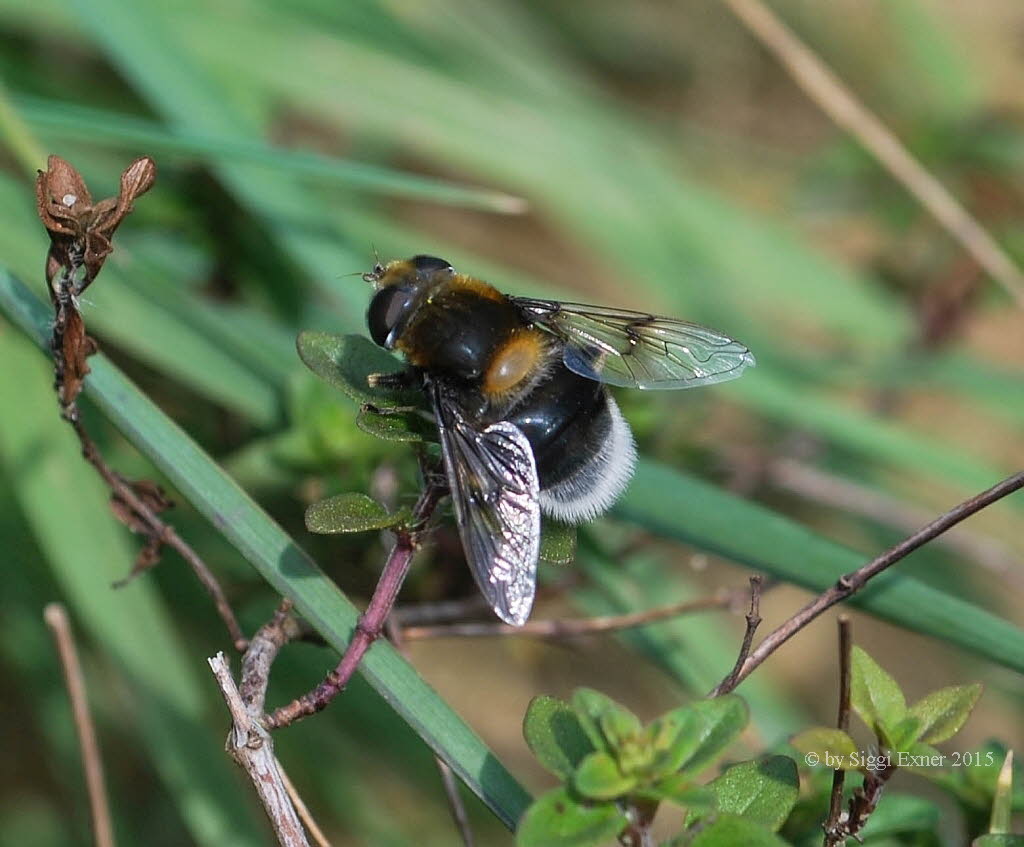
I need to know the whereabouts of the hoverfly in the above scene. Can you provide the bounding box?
[364,255,754,625]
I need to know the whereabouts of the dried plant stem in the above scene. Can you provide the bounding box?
[208,651,310,847]
[712,470,1024,696]
[68,416,248,651]
[43,603,116,847]
[708,576,763,698]
[723,0,1024,307]
[823,616,852,846]
[265,482,445,729]
[400,590,741,641]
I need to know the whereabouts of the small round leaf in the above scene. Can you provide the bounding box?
[523,696,595,780]
[305,493,410,534]
[297,331,424,408]
[539,520,577,565]
[356,405,437,443]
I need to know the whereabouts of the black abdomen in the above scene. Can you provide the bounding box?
[506,364,611,489]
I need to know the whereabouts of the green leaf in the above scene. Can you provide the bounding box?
[908,683,983,745]
[304,493,411,534]
[790,727,860,770]
[647,706,701,778]
[296,331,424,408]
[689,756,798,833]
[571,688,641,755]
[355,405,436,443]
[516,787,627,847]
[889,715,923,752]
[573,751,637,800]
[858,792,940,837]
[523,696,595,780]
[676,696,749,780]
[897,741,945,774]
[681,813,791,846]
[643,780,716,812]
[0,272,532,829]
[539,519,577,565]
[973,837,1024,846]
[851,647,907,742]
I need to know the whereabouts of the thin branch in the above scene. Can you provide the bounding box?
[70,417,248,652]
[264,481,446,729]
[708,576,763,698]
[711,470,1024,696]
[400,590,742,641]
[723,0,1024,307]
[208,652,311,847]
[43,603,115,847]
[823,616,852,846]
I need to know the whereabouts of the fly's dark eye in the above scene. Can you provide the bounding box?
[367,285,417,348]
[411,255,453,274]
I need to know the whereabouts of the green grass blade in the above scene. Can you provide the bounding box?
[0,268,532,829]
[17,94,525,213]
[616,460,1024,674]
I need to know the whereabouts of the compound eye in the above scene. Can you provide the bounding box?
[410,255,453,275]
[367,285,417,348]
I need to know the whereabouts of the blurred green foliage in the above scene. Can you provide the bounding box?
[0,0,1021,844]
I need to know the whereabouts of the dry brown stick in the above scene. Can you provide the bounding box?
[69,417,248,651]
[711,470,1024,697]
[823,616,852,846]
[401,591,743,641]
[43,603,116,847]
[723,0,1024,307]
[709,577,763,698]
[209,651,310,847]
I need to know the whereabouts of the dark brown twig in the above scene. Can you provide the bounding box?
[709,576,763,698]
[265,481,446,729]
[400,590,743,641]
[823,616,852,846]
[43,603,115,847]
[711,470,1024,697]
[70,417,248,650]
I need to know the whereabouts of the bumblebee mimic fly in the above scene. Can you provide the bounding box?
[364,255,755,625]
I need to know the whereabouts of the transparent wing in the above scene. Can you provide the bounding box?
[512,297,755,390]
[431,384,540,625]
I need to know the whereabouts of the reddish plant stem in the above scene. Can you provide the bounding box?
[264,482,445,729]
[712,470,1024,697]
